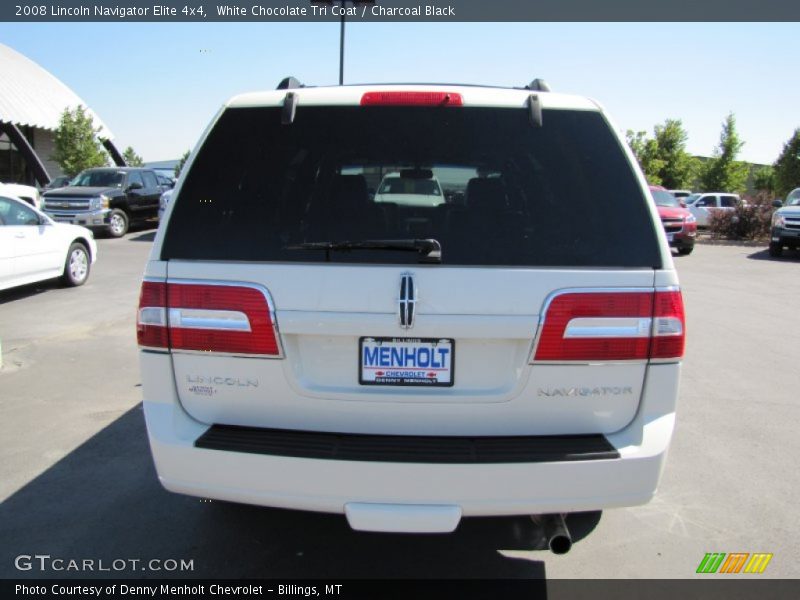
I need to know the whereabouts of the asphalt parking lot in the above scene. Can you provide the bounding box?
[1,233,798,579]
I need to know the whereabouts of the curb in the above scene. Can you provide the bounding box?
[695,236,767,248]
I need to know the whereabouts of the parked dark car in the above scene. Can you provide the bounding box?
[42,167,162,237]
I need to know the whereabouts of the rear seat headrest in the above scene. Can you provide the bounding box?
[466,178,506,211]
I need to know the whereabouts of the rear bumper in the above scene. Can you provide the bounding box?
[141,352,679,529]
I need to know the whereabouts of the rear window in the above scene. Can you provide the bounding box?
[378,177,440,196]
[162,105,661,267]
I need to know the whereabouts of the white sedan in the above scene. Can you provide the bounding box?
[0,194,97,291]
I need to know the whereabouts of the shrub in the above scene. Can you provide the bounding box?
[708,192,774,241]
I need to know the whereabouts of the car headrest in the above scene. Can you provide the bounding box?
[329,175,369,212]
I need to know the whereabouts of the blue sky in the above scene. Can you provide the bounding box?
[1,22,798,164]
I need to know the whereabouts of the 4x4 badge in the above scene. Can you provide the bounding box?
[398,273,416,329]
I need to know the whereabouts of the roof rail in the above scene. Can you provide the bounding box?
[525,79,551,92]
[277,76,304,90]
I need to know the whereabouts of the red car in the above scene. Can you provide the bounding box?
[649,186,697,255]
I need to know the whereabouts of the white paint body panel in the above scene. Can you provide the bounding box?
[141,352,679,522]
[140,84,682,532]
[344,503,462,533]
[165,263,655,435]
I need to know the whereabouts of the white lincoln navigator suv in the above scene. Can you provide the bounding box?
[137,80,684,552]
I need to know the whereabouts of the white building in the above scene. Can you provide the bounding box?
[0,43,124,187]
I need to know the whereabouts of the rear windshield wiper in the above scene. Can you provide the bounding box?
[285,238,441,263]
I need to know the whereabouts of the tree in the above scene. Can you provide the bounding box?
[685,156,704,190]
[772,128,800,199]
[174,149,191,178]
[699,113,749,193]
[51,106,109,177]
[626,120,696,189]
[652,119,695,189]
[752,166,775,193]
[626,130,665,185]
[122,146,144,167]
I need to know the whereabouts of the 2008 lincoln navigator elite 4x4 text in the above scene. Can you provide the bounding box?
[137,79,685,551]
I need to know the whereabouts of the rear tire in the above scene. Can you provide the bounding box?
[61,242,90,287]
[108,209,129,238]
[677,246,694,256]
[769,242,783,257]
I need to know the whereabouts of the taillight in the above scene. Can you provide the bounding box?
[650,290,685,360]
[137,280,281,357]
[360,91,463,106]
[137,281,168,349]
[532,289,685,363]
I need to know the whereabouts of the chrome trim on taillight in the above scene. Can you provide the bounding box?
[564,317,652,339]
[168,308,252,332]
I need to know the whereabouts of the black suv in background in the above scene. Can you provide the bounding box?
[42,167,162,237]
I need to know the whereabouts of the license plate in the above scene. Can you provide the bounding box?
[667,233,675,242]
[359,337,454,387]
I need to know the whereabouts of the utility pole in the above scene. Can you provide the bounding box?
[311,0,374,85]
[317,0,372,85]
[339,1,345,85]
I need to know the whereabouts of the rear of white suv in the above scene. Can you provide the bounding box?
[138,83,683,545]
